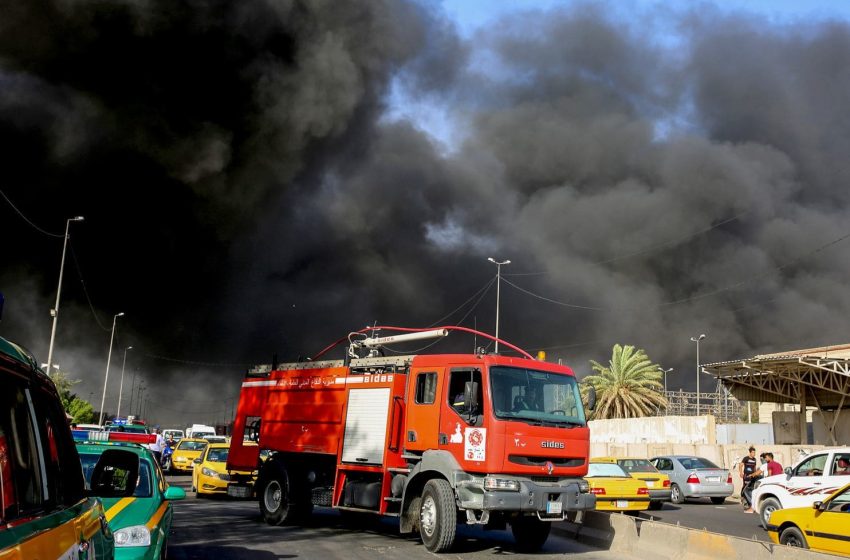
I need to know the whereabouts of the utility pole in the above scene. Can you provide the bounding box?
[487,257,511,353]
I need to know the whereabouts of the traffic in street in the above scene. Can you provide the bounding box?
[164,474,636,560]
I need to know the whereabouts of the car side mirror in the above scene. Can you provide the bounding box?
[89,449,139,498]
[164,486,186,501]
[813,501,825,511]
[586,386,597,412]
[193,458,202,464]
[784,466,792,477]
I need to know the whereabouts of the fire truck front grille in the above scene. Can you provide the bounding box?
[507,455,585,468]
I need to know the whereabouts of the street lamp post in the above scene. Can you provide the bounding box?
[98,312,125,425]
[45,216,84,376]
[115,346,133,419]
[690,334,706,416]
[487,257,511,353]
[659,367,673,394]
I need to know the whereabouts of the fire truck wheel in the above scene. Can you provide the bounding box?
[419,479,457,552]
[259,465,311,525]
[511,515,551,552]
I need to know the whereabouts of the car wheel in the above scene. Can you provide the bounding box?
[419,479,457,552]
[511,515,551,552]
[670,483,685,504]
[710,497,726,505]
[779,526,808,548]
[759,497,781,530]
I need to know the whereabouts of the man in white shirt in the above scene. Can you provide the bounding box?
[149,428,165,465]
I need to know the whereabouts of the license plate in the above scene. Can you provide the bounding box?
[616,500,628,508]
[546,501,562,514]
[227,485,251,498]
[707,476,720,482]
[646,481,655,487]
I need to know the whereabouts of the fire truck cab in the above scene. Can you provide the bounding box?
[227,327,596,552]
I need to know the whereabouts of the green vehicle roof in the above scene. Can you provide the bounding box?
[75,441,150,456]
[0,335,39,371]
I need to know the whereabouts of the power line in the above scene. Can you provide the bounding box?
[502,228,850,312]
[143,353,249,368]
[0,188,64,238]
[69,241,112,332]
[505,211,747,276]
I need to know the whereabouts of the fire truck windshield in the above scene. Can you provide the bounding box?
[489,366,587,427]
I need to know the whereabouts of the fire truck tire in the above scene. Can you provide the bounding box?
[419,479,457,552]
[259,465,311,525]
[511,516,551,552]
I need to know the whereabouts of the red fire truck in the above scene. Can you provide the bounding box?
[227,326,597,552]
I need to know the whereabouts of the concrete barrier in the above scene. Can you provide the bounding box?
[563,513,836,560]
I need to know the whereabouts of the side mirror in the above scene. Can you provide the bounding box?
[464,381,480,414]
[193,458,202,464]
[90,449,139,498]
[586,386,597,412]
[164,486,186,501]
[784,467,793,476]
[813,501,825,511]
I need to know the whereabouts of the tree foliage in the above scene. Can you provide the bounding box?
[49,370,96,424]
[584,344,667,420]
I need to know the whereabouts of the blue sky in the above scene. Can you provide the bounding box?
[385,0,850,149]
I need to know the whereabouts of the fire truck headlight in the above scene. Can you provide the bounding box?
[484,477,520,492]
[114,525,151,547]
[202,467,218,477]
[579,480,590,493]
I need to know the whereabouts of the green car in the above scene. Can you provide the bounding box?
[76,441,186,559]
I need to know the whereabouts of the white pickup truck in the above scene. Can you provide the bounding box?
[752,447,850,529]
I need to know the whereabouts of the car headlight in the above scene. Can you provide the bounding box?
[579,479,590,493]
[114,525,151,547]
[484,477,520,492]
[202,467,218,477]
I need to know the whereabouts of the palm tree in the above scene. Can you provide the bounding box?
[584,344,667,419]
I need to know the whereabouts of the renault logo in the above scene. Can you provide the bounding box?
[545,461,554,475]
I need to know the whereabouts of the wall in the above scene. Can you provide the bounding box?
[812,410,850,445]
[589,415,716,444]
[716,423,773,445]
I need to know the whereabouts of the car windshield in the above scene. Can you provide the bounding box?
[587,463,628,477]
[177,441,208,451]
[206,448,229,463]
[618,459,657,473]
[678,457,719,470]
[79,452,153,498]
[490,366,586,426]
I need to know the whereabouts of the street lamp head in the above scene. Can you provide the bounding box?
[127,346,133,351]
[72,216,84,222]
[690,334,706,342]
[488,257,496,263]
[116,312,125,318]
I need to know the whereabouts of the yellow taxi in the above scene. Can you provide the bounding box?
[593,456,671,510]
[192,443,257,497]
[585,459,650,513]
[170,438,208,473]
[766,481,850,556]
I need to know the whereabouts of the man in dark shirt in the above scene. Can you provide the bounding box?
[740,447,758,510]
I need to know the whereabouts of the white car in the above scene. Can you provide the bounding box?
[752,447,850,529]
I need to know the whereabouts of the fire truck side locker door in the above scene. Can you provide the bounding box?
[341,388,391,464]
[404,367,444,452]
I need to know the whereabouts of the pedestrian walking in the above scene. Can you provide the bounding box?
[739,446,758,509]
[150,428,165,465]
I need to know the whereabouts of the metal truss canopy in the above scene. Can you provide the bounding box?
[703,344,850,410]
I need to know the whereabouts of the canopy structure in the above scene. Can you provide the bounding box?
[703,343,850,444]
